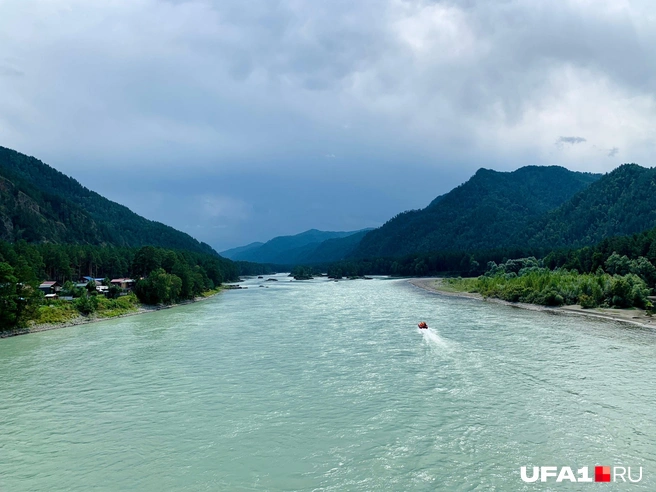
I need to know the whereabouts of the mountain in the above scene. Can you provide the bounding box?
[0,146,217,255]
[222,229,371,264]
[220,242,264,259]
[523,164,656,248]
[296,229,372,264]
[0,173,99,244]
[351,165,601,258]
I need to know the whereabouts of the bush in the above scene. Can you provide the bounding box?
[108,285,122,299]
[542,289,564,306]
[473,262,651,309]
[94,293,139,318]
[33,302,79,324]
[579,294,597,309]
[75,295,98,315]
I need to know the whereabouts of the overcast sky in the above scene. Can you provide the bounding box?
[1,0,655,250]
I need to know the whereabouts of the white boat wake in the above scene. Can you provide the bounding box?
[421,327,450,349]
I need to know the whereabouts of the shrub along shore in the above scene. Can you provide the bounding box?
[443,256,654,310]
[413,256,656,330]
[1,287,226,338]
[410,277,656,330]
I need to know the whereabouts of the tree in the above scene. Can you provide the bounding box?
[161,250,178,273]
[75,294,98,315]
[0,261,40,329]
[108,285,122,299]
[61,280,75,297]
[629,256,656,288]
[132,246,161,277]
[0,262,19,329]
[605,252,631,276]
[172,261,194,299]
[134,268,182,305]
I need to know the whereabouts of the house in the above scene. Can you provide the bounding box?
[68,282,108,298]
[82,276,106,284]
[38,281,61,295]
[111,278,135,290]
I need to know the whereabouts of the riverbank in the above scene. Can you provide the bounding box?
[0,289,226,339]
[409,278,656,329]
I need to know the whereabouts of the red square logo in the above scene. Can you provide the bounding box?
[595,466,611,482]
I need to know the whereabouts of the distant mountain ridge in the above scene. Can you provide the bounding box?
[220,242,264,259]
[297,229,371,264]
[221,228,372,264]
[6,143,654,269]
[351,165,601,258]
[0,146,218,255]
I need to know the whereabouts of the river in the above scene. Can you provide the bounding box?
[1,275,655,491]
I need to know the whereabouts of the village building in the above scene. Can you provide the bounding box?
[110,278,135,290]
[38,281,61,296]
[82,276,106,284]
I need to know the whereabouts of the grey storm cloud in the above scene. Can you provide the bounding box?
[0,0,655,249]
[608,147,620,157]
[558,136,587,145]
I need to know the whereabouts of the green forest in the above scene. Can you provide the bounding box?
[0,241,271,330]
[444,257,653,310]
[2,144,656,332]
[297,226,656,311]
[351,164,656,260]
[0,146,280,331]
[220,163,656,269]
[352,165,600,258]
[0,146,217,254]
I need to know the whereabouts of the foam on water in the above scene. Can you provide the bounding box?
[420,327,450,349]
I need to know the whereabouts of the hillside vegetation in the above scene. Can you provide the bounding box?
[0,146,268,330]
[0,240,242,329]
[222,228,371,264]
[0,146,216,255]
[297,229,371,264]
[522,164,656,248]
[352,166,600,258]
[445,256,653,309]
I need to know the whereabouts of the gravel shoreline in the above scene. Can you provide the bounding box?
[408,277,656,330]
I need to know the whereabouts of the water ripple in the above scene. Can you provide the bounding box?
[1,275,655,491]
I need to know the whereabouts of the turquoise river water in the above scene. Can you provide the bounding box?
[1,275,655,491]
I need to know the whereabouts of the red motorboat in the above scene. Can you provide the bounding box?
[418,321,428,329]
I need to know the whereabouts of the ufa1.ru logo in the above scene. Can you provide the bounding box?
[520,466,642,483]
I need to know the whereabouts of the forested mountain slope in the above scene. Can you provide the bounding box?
[222,229,370,264]
[351,166,600,258]
[0,146,217,255]
[522,164,656,248]
[220,241,264,259]
[296,229,372,264]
